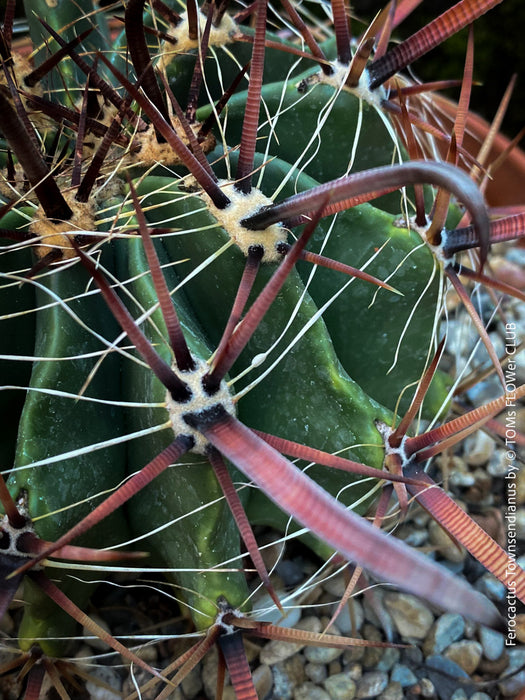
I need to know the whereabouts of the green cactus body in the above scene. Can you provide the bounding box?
[212,150,445,415]
[1,210,35,467]
[22,0,113,99]
[136,175,390,502]
[303,202,444,415]
[163,23,309,105]
[200,65,407,212]
[117,235,249,631]
[16,578,80,657]
[0,0,518,688]
[8,255,128,655]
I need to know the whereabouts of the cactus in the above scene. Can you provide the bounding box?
[1,0,524,696]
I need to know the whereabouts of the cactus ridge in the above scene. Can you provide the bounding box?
[0,0,524,696]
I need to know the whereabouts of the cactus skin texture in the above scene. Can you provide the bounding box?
[118,234,251,631]
[7,255,129,656]
[0,0,524,696]
[0,210,35,468]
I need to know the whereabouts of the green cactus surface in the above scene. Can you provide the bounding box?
[0,0,523,696]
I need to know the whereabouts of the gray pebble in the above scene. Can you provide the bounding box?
[261,617,321,665]
[469,694,492,700]
[419,678,436,698]
[83,614,112,651]
[272,663,296,700]
[344,663,363,682]
[304,644,343,664]
[444,320,477,357]
[383,593,434,640]
[401,646,424,666]
[390,663,418,688]
[506,647,525,668]
[294,682,331,700]
[74,645,99,668]
[330,599,365,635]
[329,661,343,676]
[133,644,158,665]
[424,613,465,656]
[444,640,482,674]
[428,520,466,563]
[425,654,474,700]
[479,626,504,661]
[342,641,365,664]
[362,624,385,668]
[323,673,357,700]
[463,430,495,466]
[362,598,382,627]
[375,647,400,672]
[449,689,468,700]
[464,619,476,638]
[363,593,394,640]
[262,638,303,666]
[252,590,301,628]
[322,574,347,598]
[356,671,388,698]
[507,247,525,266]
[403,529,428,547]
[85,666,122,700]
[498,648,525,696]
[378,681,404,700]
[305,662,328,684]
[180,664,203,698]
[465,365,502,404]
[253,664,273,700]
[276,559,305,586]
[426,654,470,679]
[473,331,505,367]
[272,654,306,698]
[448,468,476,488]
[487,449,510,477]
[474,573,506,602]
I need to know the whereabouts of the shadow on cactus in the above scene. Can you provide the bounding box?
[1,0,525,697]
